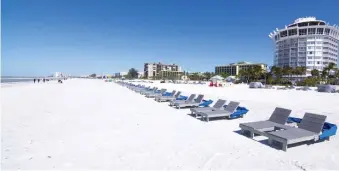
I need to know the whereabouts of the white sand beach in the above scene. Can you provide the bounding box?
[1,79,339,170]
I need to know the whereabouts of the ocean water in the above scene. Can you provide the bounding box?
[1,77,34,83]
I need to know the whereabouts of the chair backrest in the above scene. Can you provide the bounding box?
[160,89,167,94]
[175,91,181,98]
[298,113,327,134]
[268,107,292,124]
[224,101,240,113]
[187,94,196,102]
[195,94,204,103]
[212,99,227,109]
[170,90,176,95]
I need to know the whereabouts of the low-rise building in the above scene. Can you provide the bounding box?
[114,72,127,78]
[156,70,184,80]
[215,61,267,76]
[144,62,182,79]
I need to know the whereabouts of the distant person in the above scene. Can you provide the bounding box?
[43,78,45,83]
[33,78,36,83]
[38,78,40,83]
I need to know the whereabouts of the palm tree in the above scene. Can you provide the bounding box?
[251,65,264,81]
[203,72,213,80]
[300,66,306,76]
[220,72,230,79]
[328,62,336,70]
[238,69,249,83]
[311,69,320,78]
[271,66,282,84]
[282,66,293,80]
[293,66,302,78]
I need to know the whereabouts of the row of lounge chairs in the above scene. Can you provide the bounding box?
[121,83,248,122]
[116,82,336,151]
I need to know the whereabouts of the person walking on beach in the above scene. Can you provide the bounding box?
[43,78,45,83]
[37,78,40,83]
[33,78,36,83]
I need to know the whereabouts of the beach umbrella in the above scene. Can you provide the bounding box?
[209,75,224,81]
[225,76,237,82]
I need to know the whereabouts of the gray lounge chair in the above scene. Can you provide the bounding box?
[154,90,176,98]
[239,107,292,138]
[146,89,167,98]
[155,91,181,102]
[173,94,204,109]
[266,113,327,151]
[135,86,150,93]
[140,87,158,95]
[190,99,227,117]
[170,94,196,106]
[198,101,240,122]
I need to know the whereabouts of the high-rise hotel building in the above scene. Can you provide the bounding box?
[269,17,339,72]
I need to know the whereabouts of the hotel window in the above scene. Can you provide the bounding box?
[325,28,330,35]
[316,41,322,44]
[308,28,316,35]
[316,46,322,49]
[288,29,297,36]
[316,28,324,34]
[308,57,313,59]
[299,29,307,35]
[280,31,288,37]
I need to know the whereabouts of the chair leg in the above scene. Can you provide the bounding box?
[249,131,254,138]
[282,142,287,151]
[268,138,273,145]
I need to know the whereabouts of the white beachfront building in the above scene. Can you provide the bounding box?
[269,17,339,74]
[54,72,63,77]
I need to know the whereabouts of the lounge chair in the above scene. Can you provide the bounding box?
[146,89,167,98]
[170,94,196,106]
[239,107,292,138]
[266,113,327,151]
[140,87,158,95]
[198,101,240,122]
[173,94,204,109]
[155,90,176,98]
[134,86,150,93]
[190,99,227,117]
[155,91,181,102]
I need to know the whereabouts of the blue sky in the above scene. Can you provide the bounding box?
[2,0,339,76]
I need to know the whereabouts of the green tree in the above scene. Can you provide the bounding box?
[238,69,250,83]
[251,65,264,81]
[282,66,293,79]
[271,66,283,84]
[188,73,200,80]
[89,73,96,78]
[300,66,306,76]
[203,72,213,80]
[219,72,230,79]
[127,68,138,79]
[311,69,319,77]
